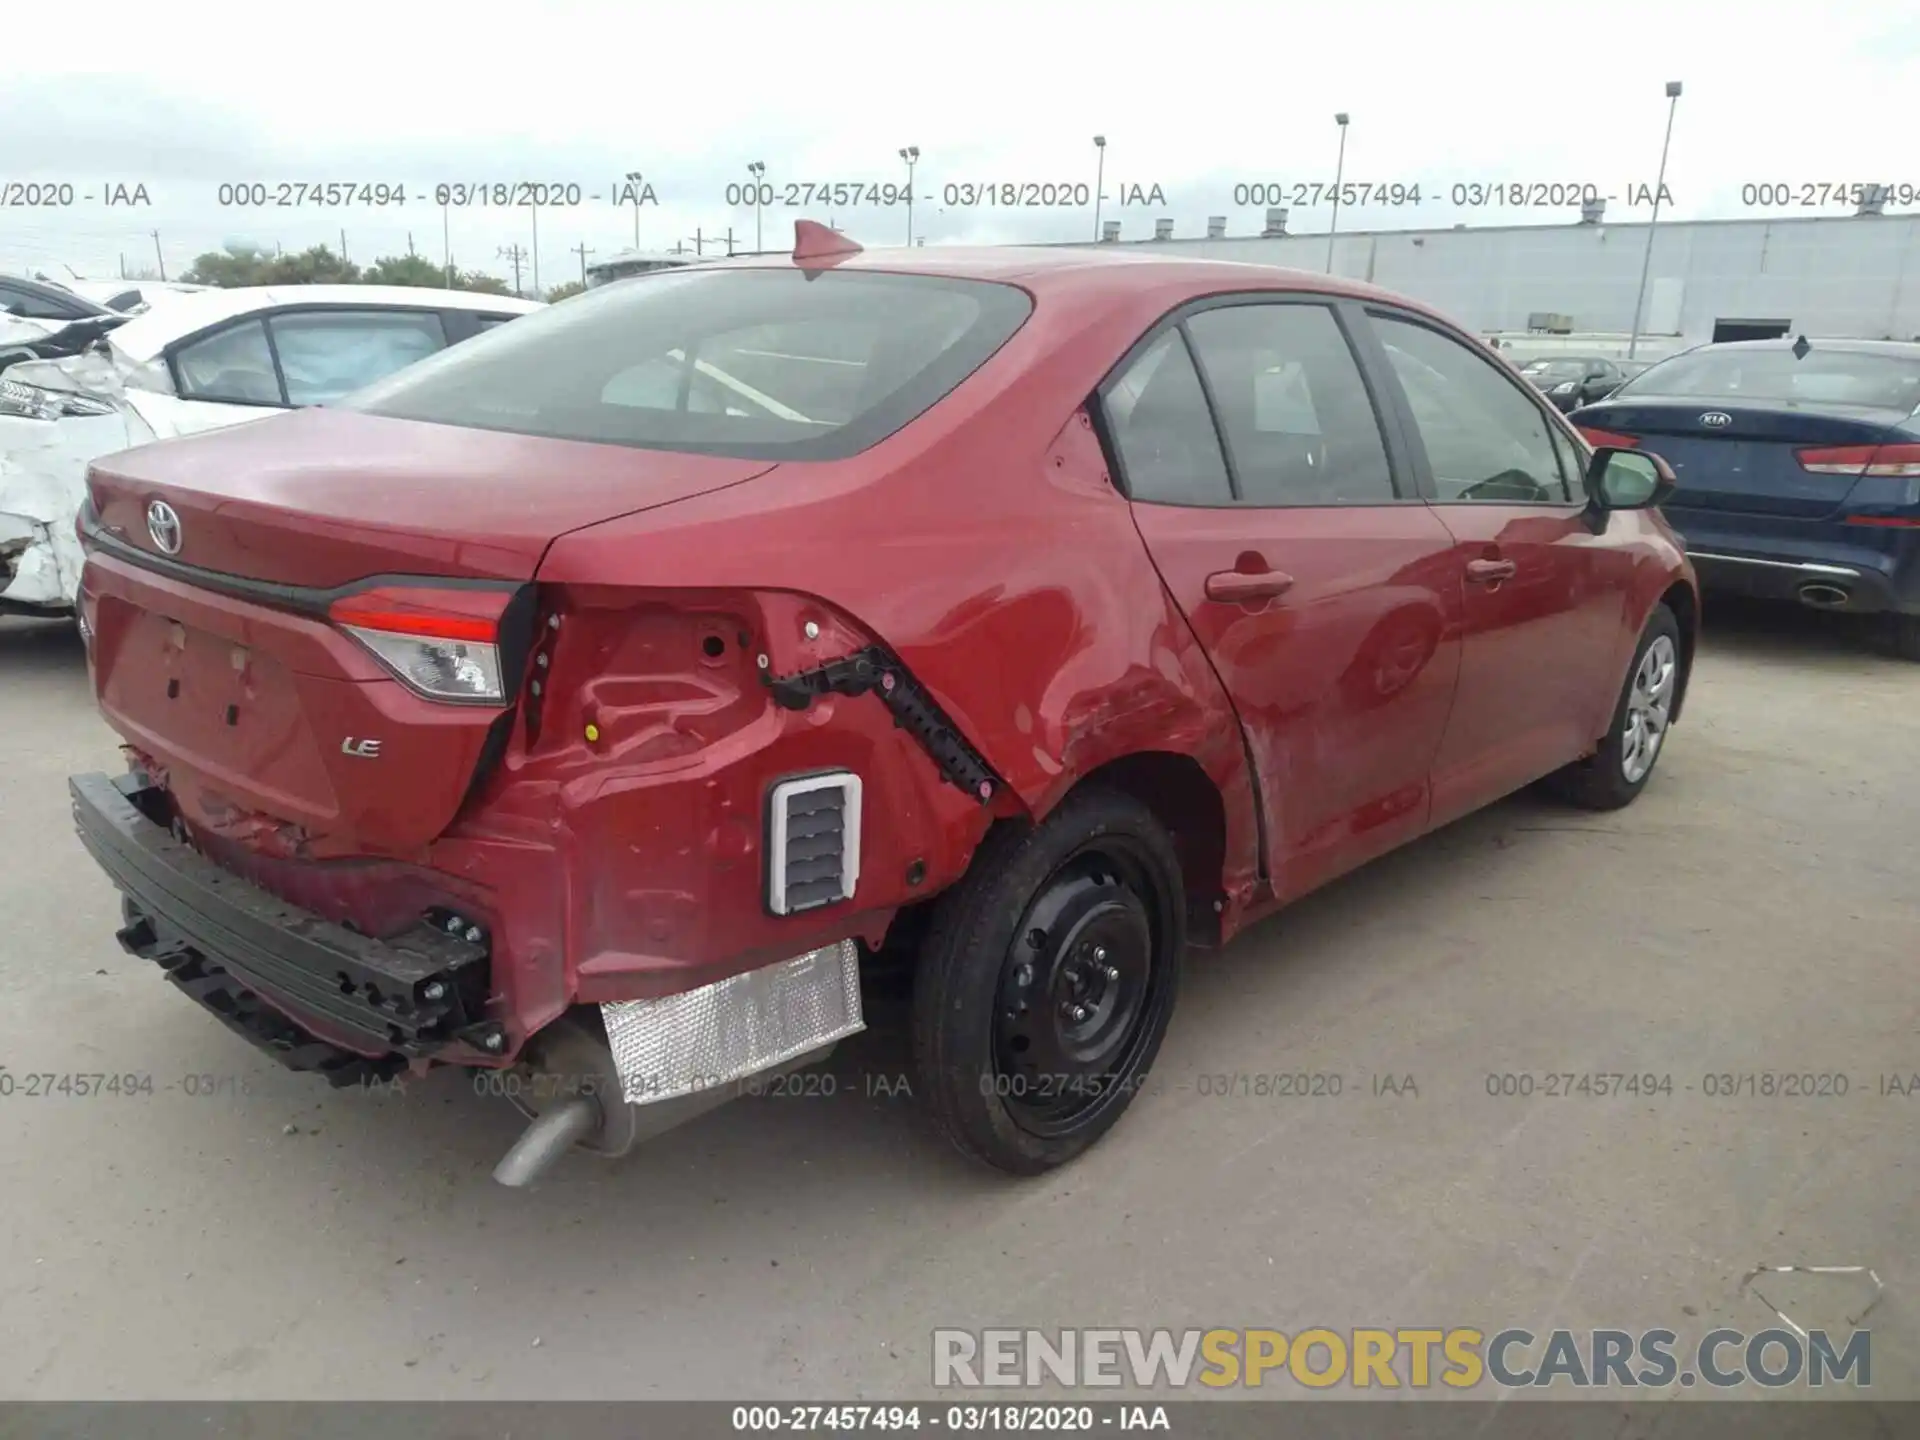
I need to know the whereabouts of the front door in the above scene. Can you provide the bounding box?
[1362,310,1628,828]
[1100,297,1465,903]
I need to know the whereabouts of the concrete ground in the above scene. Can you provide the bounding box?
[1,599,1916,1402]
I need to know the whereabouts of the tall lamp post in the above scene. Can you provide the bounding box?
[1628,81,1683,360]
[624,169,644,249]
[1326,112,1350,273]
[899,145,920,245]
[746,160,766,252]
[1092,135,1107,241]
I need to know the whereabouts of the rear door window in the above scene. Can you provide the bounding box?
[344,268,1033,460]
[268,309,448,406]
[1183,302,1397,504]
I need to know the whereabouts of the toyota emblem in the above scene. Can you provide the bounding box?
[1699,411,1733,429]
[146,500,183,555]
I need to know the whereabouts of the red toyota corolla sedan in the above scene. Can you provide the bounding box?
[68,223,1696,1182]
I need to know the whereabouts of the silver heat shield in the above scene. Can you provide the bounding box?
[600,941,863,1107]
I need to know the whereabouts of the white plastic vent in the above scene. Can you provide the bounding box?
[767,772,862,915]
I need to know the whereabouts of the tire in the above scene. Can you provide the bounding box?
[1543,603,1681,811]
[1884,614,1920,663]
[910,787,1185,1175]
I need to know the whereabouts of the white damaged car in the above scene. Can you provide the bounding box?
[0,284,540,616]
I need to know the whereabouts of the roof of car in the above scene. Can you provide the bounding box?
[697,242,1433,309]
[105,285,544,362]
[1693,338,1920,357]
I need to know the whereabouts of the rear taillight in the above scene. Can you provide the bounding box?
[1796,442,1920,477]
[329,585,511,703]
[1578,427,1640,449]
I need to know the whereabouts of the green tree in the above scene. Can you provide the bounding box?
[362,253,449,287]
[182,243,275,287]
[544,280,586,302]
[263,245,361,285]
[454,270,513,296]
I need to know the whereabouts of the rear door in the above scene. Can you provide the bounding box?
[1362,309,1628,827]
[1103,295,1464,902]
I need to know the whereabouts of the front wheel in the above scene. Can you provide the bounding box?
[1543,603,1681,811]
[910,788,1185,1175]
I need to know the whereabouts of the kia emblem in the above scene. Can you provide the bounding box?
[1699,411,1733,429]
[146,500,183,555]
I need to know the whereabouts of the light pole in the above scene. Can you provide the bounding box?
[1326,112,1350,273]
[899,145,920,245]
[624,169,644,249]
[746,161,768,252]
[1092,135,1107,241]
[1628,81,1683,360]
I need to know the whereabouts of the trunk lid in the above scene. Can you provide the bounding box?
[1574,398,1911,519]
[85,406,776,588]
[81,410,776,853]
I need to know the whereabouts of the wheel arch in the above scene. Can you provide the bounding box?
[1049,750,1232,949]
[1659,579,1698,724]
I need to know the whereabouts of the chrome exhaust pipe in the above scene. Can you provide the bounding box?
[1797,582,1851,610]
[493,1095,601,1187]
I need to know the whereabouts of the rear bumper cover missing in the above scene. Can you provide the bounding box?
[69,771,491,1075]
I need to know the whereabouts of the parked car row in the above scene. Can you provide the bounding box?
[1,284,540,615]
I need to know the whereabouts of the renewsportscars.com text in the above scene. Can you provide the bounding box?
[932,1327,1870,1390]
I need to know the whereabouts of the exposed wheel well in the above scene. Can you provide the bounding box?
[1057,751,1228,948]
[1660,581,1698,723]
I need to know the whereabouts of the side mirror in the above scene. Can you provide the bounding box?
[1587,446,1675,513]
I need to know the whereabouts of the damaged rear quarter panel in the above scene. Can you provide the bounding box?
[533,272,1263,949]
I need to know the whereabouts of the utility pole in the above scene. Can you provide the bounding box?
[1628,81,1685,360]
[747,160,766,252]
[119,253,127,280]
[625,169,644,248]
[151,231,166,281]
[529,205,540,293]
[407,232,417,258]
[725,227,736,257]
[442,202,453,287]
[340,228,348,263]
[572,241,594,285]
[498,244,528,297]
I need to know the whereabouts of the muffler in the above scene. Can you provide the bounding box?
[1797,582,1851,610]
[488,943,866,1186]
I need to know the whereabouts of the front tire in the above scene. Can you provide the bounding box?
[910,787,1185,1175]
[1543,603,1681,811]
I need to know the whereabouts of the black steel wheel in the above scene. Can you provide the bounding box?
[911,787,1185,1174]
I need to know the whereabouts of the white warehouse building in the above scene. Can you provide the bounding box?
[1065,201,1920,353]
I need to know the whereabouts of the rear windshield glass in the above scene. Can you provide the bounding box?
[1618,347,1920,410]
[343,267,1034,460]
[1520,359,1588,378]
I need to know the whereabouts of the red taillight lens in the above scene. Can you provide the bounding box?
[1578,427,1640,449]
[1796,442,1920,477]
[328,586,512,703]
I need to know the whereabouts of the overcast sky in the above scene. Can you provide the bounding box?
[6,0,1917,290]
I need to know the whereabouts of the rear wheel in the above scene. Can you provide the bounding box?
[910,788,1184,1175]
[1543,603,1680,811]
